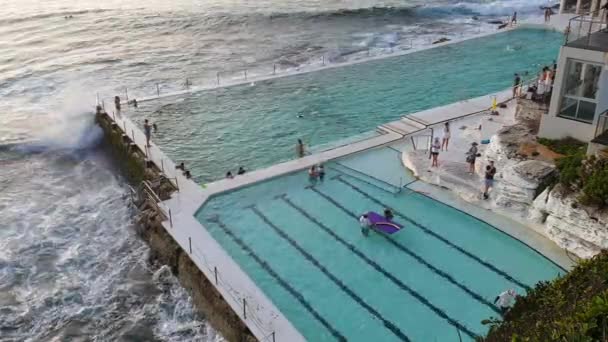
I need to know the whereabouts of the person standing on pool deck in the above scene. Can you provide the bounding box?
[441,122,451,151]
[483,161,497,200]
[431,137,440,167]
[512,73,521,98]
[296,139,305,158]
[466,142,479,174]
[359,213,372,236]
[510,12,517,26]
[114,96,121,114]
[494,289,517,314]
[144,119,152,147]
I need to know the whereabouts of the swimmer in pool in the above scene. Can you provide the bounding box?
[384,208,394,221]
[359,213,372,237]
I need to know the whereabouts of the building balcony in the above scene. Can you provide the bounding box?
[565,14,608,52]
[592,109,608,145]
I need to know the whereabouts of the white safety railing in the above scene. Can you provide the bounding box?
[96,20,511,109]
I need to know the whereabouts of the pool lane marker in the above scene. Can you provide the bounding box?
[281,195,483,338]
[335,176,532,291]
[250,206,411,342]
[213,218,348,342]
[411,190,567,273]
[297,190,501,317]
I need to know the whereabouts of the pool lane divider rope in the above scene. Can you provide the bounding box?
[335,176,532,291]
[250,206,412,342]
[214,218,348,342]
[280,195,483,338]
[300,189,501,317]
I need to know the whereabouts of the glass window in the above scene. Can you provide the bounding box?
[558,59,601,123]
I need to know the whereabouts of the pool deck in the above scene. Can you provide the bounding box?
[102,15,578,342]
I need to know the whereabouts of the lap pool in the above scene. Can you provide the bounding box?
[196,146,565,341]
[129,28,562,182]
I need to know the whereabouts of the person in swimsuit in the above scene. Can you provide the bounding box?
[466,142,478,174]
[431,137,441,167]
[308,165,318,184]
[226,171,234,179]
[483,161,497,200]
[237,166,246,175]
[144,119,152,147]
[441,122,451,151]
[384,208,394,221]
[318,165,325,182]
[296,139,305,158]
[359,213,372,236]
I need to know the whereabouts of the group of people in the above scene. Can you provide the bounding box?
[308,164,325,183]
[359,208,394,236]
[176,162,192,179]
[226,167,246,179]
[514,63,557,103]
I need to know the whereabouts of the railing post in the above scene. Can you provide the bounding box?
[216,72,220,85]
[272,332,275,342]
[186,78,190,90]
[322,55,325,66]
[214,266,218,285]
[169,209,173,227]
[113,111,116,121]
[175,176,179,191]
[161,159,165,173]
[273,64,276,75]
[123,121,127,133]
[188,237,192,254]
[132,129,135,144]
[102,100,105,110]
[125,88,128,101]
[243,298,247,319]
[156,83,160,97]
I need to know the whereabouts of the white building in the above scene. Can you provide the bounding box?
[538,13,608,154]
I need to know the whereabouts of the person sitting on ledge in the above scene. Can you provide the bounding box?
[226,171,234,179]
[184,170,191,179]
[384,208,394,221]
[176,162,185,171]
[237,166,246,175]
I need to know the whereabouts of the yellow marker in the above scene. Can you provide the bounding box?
[491,97,497,111]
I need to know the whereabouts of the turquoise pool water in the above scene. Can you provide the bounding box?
[130,28,563,182]
[197,147,564,341]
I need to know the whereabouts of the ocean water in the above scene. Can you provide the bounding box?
[0,0,558,340]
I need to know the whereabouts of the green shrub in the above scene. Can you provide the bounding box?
[538,137,588,156]
[482,251,608,342]
[555,153,584,188]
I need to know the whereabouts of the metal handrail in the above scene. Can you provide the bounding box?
[190,243,277,339]
[98,21,497,108]
[565,10,608,46]
[594,109,608,138]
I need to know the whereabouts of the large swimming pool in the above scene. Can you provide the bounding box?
[129,28,562,182]
[196,146,564,341]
